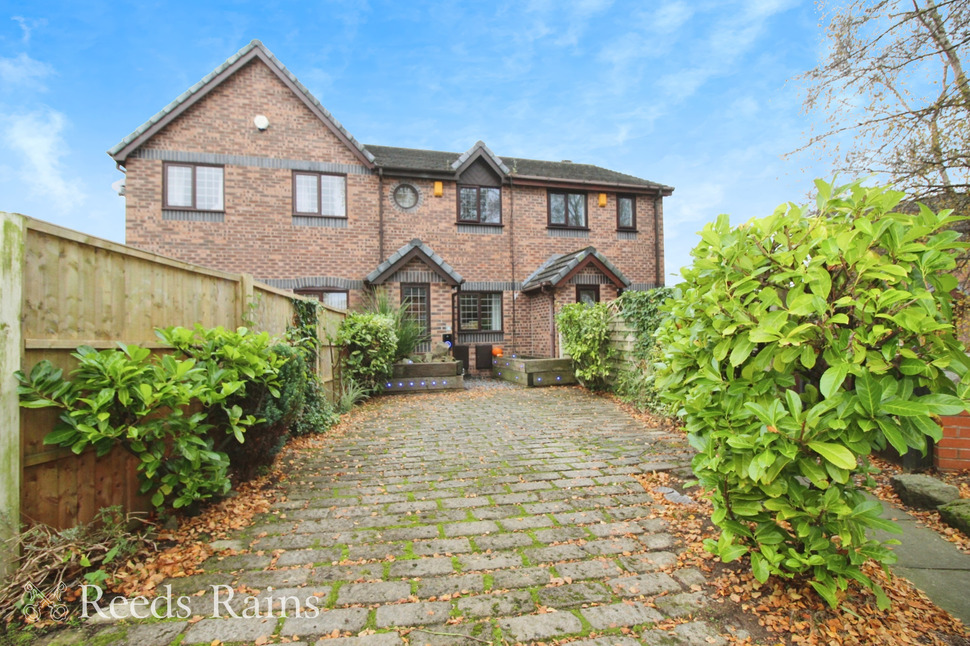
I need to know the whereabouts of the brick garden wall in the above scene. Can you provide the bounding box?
[938,413,970,471]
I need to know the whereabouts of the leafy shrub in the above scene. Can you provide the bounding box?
[613,288,674,412]
[17,326,284,512]
[656,179,970,608]
[556,301,616,390]
[362,287,427,361]
[336,312,398,392]
[292,377,340,435]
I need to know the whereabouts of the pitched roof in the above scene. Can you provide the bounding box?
[366,239,464,286]
[107,40,375,167]
[366,144,672,192]
[521,247,631,292]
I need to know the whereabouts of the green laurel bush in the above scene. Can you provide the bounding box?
[335,312,398,393]
[557,301,617,390]
[655,179,970,608]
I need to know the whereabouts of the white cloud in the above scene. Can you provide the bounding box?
[11,16,47,44]
[0,52,53,90]
[1,109,87,213]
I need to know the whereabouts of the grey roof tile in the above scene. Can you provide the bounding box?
[366,239,463,286]
[521,247,630,292]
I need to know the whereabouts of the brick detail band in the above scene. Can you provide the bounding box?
[547,228,590,239]
[134,148,373,176]
[162,209,225,222]
[457,224,503,235]
[617,231,638,240]
[261,276,365,290]
[292,216,348,228]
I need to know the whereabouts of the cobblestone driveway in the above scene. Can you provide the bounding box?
[61,386,728,646]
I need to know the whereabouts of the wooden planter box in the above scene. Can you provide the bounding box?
[381,360,464,394]
[491,356,576,387]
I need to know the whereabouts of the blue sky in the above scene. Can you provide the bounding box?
[0,0,833,284]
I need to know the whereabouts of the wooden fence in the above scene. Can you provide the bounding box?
[607,315,638,376]
[0,212,344,557]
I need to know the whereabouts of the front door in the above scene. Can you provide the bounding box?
[401,283,431,352]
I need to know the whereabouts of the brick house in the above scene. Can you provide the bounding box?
[109,40,673,373]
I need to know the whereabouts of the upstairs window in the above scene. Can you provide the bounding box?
[458,292,503,331]
[458,186,501,224]
[617,195,636,230]
[164,163,224,211]
[294,172,346,217]
[548,191,587,229]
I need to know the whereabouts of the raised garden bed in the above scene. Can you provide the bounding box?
[381,360,464,394]
[491,356,576,387]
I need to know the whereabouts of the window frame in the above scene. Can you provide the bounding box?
[292,171,348,218]
[162,162,225,212]
[547,190,589,230]
[400,282,432,342]
[616,194,637,231]
[576,285,601,304]
[293,288,349,310]
[456,185,503,226]
[457,292,504,333]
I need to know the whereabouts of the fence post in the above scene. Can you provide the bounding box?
[237,273,254,327]
[0,212,25,576]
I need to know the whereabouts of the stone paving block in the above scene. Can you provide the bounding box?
[537,581,613,607]
[508,481,553,492]
[379,526,441,541]
[534,527,589,543]
[238,568,309,589]
[201,553,273,572]
[655,591,709,618]
[580,537,642,556]
[499,611,583,642]
[388,557,455,578]
[183,617,277,644]
[311,634,404,645]
[472,505,524,521]
[490,492,540,505]
[567,637,642,646]
[554,510,609,525]
[473,533,534,551]
[416,573,486,598]
[581,601,664,629]
[458,552,524,571]
[443,520,500,537]
[308,563,384,584]
[407,622,492,645]
[123,621,188,646]
[276,548,342,567]
[617,552,679,573]
[490,566,553,589]
[525,544,587,563]
[588,521,644,537]
[347,542,408,561]
[554,559,625,580]
[609,506,656,521]
[412,538,473,555]
[283,607,370,636]
[441,496,490,509]
[457,589,535,617]
[497,515,554,531]
[672,620,727,645]
[337,581,413,605]
[674,567,708,588]
[608,573,682,597]
[553,477,598,488]
[164,573,234,596]
[638,518,668,532]
[375,601,453,627]
[561,469,603,478]
[524,501,574,514]
[641,533,677,550]
[387,500,438,513]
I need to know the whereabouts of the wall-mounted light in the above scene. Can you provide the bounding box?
[598,193,607,207]
[434,181,443,197]
[253,115,270,131]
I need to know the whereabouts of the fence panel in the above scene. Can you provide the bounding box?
[3,213,345,533]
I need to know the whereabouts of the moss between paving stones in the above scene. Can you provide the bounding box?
[938,499,970,537]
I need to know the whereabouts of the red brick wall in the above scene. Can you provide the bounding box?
[122,56,666,362]
[937,413,970,471]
